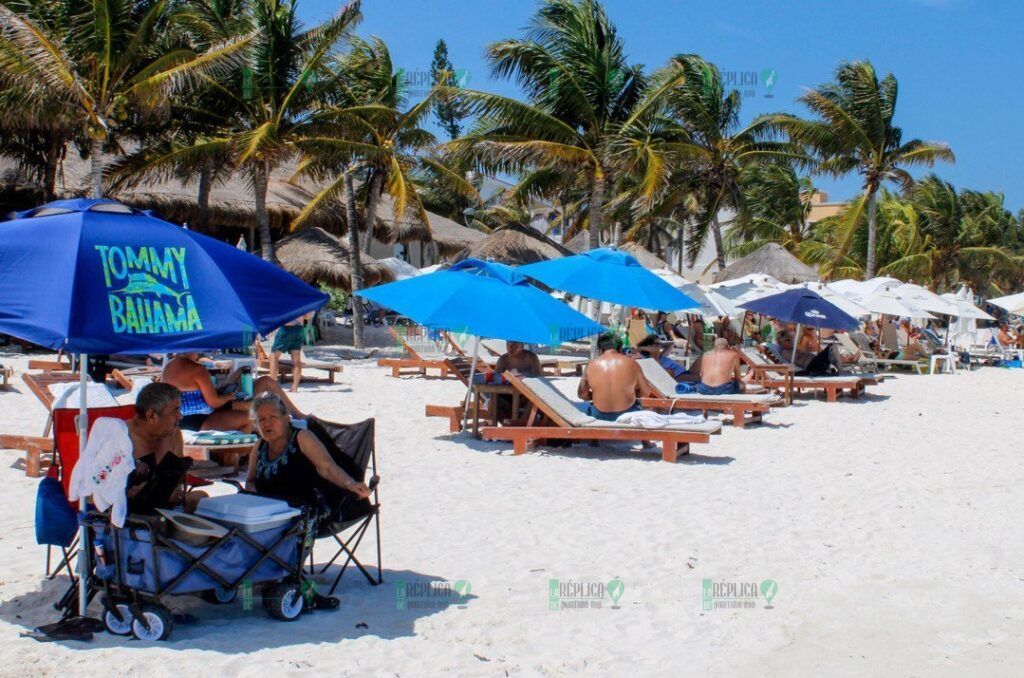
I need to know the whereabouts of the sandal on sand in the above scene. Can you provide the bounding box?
[312,593,340,610]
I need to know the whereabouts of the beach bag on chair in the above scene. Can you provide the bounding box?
[35,476,78,547]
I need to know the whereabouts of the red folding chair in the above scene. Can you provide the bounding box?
[45,405,135,578]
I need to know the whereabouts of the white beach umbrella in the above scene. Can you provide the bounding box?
[940,286,994,320]
[988,291,1024,315]
[795,282,871,317]
[651,269,736,317]
[710,273,783,291]
[859,288,936,318]
[892,283,960,315]
[378,256,422,281]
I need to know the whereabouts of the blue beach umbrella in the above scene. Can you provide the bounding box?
[356,258,604,345]
[357,258,604,427]
[517,247,699,312]
[0,199,327,617]
[739,288,861,363]
[0,199,327,353]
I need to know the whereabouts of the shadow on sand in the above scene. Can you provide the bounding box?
[0,566,477,650]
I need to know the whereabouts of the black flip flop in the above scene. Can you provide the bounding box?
[311,593,340,610]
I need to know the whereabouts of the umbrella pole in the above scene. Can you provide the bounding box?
[76,353,89,617]
[461,337,481,431]
[791,324,801,365]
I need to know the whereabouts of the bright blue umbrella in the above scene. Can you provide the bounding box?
[738,288,860,331]
[0,199,327,353]
[0,198,327,617]
[517,247,699,312]
[356,258,604,345]
[357,258,603,429]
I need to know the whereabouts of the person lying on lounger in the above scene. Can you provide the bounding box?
[162,352,304,432]
[577,333,653,421]
[697,338,746,395]
[493,341,543,377]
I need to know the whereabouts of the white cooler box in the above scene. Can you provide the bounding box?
[196,494,301,533]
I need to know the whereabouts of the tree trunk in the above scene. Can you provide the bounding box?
[363,171,382,254]
[865,188,878,280]
[196,162,213,231]
[588,168,605,251]
[587,168,606,358]
[711,212,726,271]
[253,161,275,261]
[676,227,684,273]
[344,171,366,349]
[43,136,63,202]
[89,136,104,199]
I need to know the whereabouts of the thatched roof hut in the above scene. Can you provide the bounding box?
[564,230,590,253]
[457,223,570,266]
[713,242,819,284]
[274,227,394,291]
[0,153,484,255]
[620,241,672,271]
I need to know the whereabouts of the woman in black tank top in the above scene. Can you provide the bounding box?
[246,394,372,511]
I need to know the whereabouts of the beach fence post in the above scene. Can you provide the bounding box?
[461,337,481,431]
[76,353,89,616]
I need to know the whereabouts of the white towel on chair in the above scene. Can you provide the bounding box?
[68,417,135,527]
[614,410,706,429]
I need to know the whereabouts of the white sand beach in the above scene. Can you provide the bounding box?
[0,350,1022,677]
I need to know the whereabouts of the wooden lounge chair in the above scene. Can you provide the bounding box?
[378,326,472,379]
[842,333,925,374]
[254,340,343,384]
[739,348,867,403]
[480,373,720,462]
[110,365,163,390]
[634,358,781,428]
[477,338,587,376]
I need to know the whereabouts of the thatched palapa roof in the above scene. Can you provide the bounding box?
[275,227,394,291]
[564,230,590,253]
[620,241,672,271]
[457,222,571,266]
[0,153,483,256]
[713,242,819,284]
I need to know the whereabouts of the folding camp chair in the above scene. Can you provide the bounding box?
[44,405,136,579]
[305,417,382,594]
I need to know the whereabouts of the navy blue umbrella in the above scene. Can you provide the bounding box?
[0,199,327,616]
[739,288,861,364]
[0,199,327,353]
[738,288,861,331]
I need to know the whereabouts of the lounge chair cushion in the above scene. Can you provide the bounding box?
[520,376,597,427]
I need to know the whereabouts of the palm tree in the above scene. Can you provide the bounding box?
[0,0,250,199]
[114,0,363,261]
[773,61,954,279]
[726,163,817,258]
[289,37,476,348]
[884,175,1020,291]
[656,54,804,271]
[449,0,679,252]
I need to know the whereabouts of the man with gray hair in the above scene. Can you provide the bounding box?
[124,382,206,513]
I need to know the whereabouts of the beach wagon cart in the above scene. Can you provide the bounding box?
[64,500,314,641]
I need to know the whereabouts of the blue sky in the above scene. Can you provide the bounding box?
[303,0,1023,212]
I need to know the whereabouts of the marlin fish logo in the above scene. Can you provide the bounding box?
[111,273,189,303]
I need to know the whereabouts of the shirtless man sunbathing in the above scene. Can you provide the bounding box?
[577,333,653,421]
[697,338,745,395]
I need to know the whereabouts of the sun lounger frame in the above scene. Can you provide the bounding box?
[480,373,712,462]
